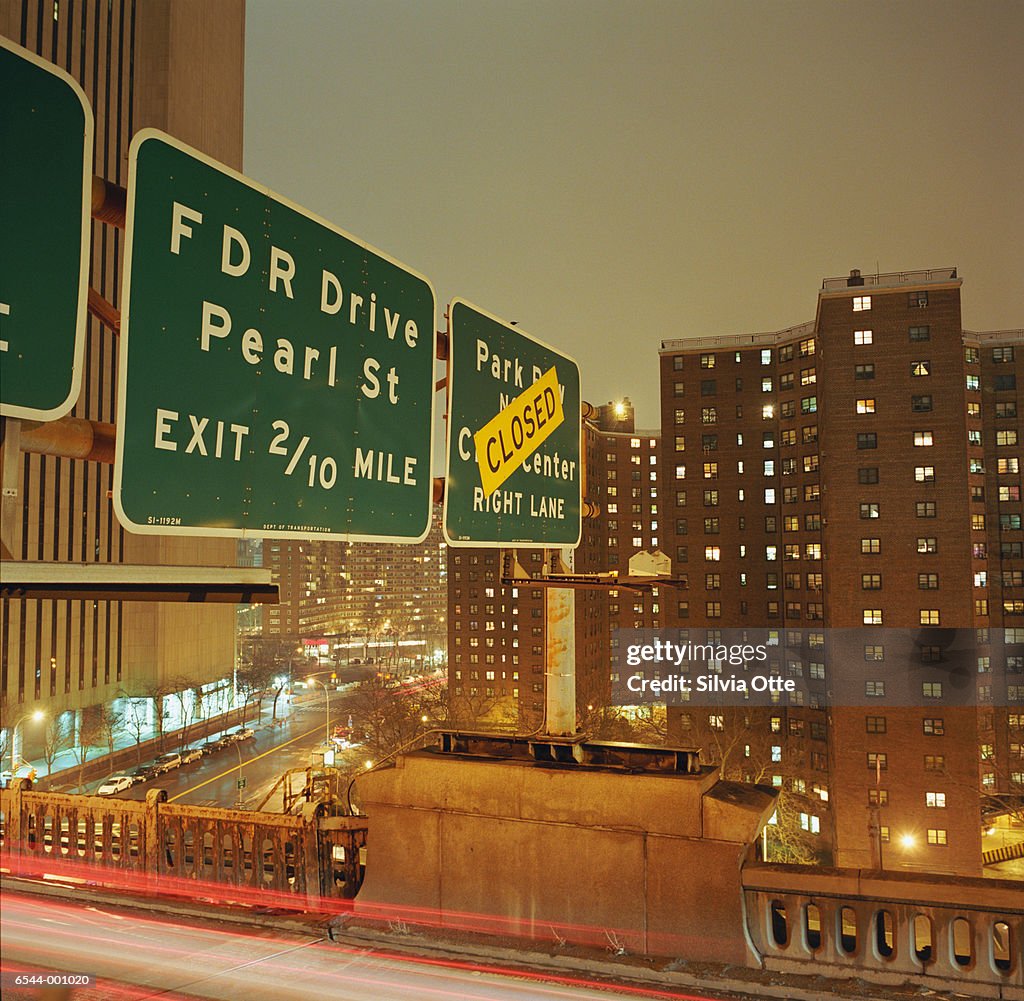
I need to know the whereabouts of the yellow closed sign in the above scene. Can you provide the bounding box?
[474,366,564,496]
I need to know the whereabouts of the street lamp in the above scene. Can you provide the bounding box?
[5,709,45,776]
[307,676,331,745]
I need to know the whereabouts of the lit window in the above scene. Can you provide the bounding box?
[914,430,934,447]
[911,360,931,377]
[704,546,721,561]
[853,296,871,312]
[927,829,947,846]
[863,609,883,625]
[856,399,876,414]
[854,329,873,345]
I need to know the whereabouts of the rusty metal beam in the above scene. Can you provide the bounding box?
[20,416,115,464]
[91,175,126,228]
[87,287,121,334]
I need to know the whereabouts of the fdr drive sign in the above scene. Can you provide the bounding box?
[115,130,436,542]
[443,300,581,548]
[0,38,92,420]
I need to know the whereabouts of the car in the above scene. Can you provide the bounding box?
[235,728,255,741]
[153,752,182,774]
[96,776,134,796]
[129,764,159,783]
[180,747,203,764]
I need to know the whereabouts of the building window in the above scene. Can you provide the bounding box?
[923,680,943,696]
[855,364,875,380]
[993,346,1016,363]
[925,791,946,809]
[701,380,717,396]
[861,538,881,554]
[863,609,883,625]
[868,789,889,806]
[860,503,880,519]
[705,546,721,561]
[927,829,948,846]
[862,573,882,590]
[864,645,884,661]
[916,501,937,518]
[997,430,1019,446]
[923,718,944,736]
[964,346,980,364]
[858,467,879,484]
[800,367,816,386]
[853,296,871,312]
[857,432,877,449]
[854,329,873,344]
[908,291,929,308]
[918,573,939,590]
[866,716,887,734]
[700,353,716,369]
[909,325,930,341]
[801,396,817,414]
[911,395,933,412]
[914,465,935,482]
[673,355,684,370]
[911,360,931,377]
[914,430,934,447]
[867,752,887,770]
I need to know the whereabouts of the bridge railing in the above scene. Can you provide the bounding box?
[0,780,366,905]
[742,862,1023,997]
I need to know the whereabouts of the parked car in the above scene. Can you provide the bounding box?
[201,739,223,755]
[153,752,182,774]
[129,764,159,783]
[96,775,134,796]
[180,747,203,764]
[235,728,255,741]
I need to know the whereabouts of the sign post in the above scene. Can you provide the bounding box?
[115,130,436,542]
[0,38,93,421]
[442,299,581,548]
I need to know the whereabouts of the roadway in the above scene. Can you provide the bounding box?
[91,694,358,810]
[0,891,732,1001]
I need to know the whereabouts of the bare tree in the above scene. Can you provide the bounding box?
[70,709,106,791]
[95,704,124,759]
[39,715,72,777]
[235,660,278,725]
[166,677,203,750]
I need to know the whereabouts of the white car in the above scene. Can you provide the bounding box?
[96,776,134,796]
[180,747,203,764]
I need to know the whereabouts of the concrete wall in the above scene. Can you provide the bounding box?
[354,751,775,965]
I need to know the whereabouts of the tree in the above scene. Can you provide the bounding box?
[235,659,278,725]
[39,715,72,777]
[95,704,123,759]
[70,709,106,792]
[166,677,203,750]
[672,706,828,865]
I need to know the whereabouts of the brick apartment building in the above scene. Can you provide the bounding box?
[659,267,1022,876]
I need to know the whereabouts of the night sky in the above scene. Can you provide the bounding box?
[245,0,1022,428]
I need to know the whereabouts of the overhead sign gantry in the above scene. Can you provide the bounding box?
[114,130,436,542]
[0,38,93,421]
[442,299,581,547]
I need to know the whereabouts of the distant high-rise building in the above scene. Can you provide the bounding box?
[659,267,1022,876]
[1,3,245,738]
[260,508,447,668]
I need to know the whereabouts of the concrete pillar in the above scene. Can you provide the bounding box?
[544,548,576,737]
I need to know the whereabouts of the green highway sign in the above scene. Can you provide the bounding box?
[0,38,93,421]
[115,130,436,542]
[443,299,581,548]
